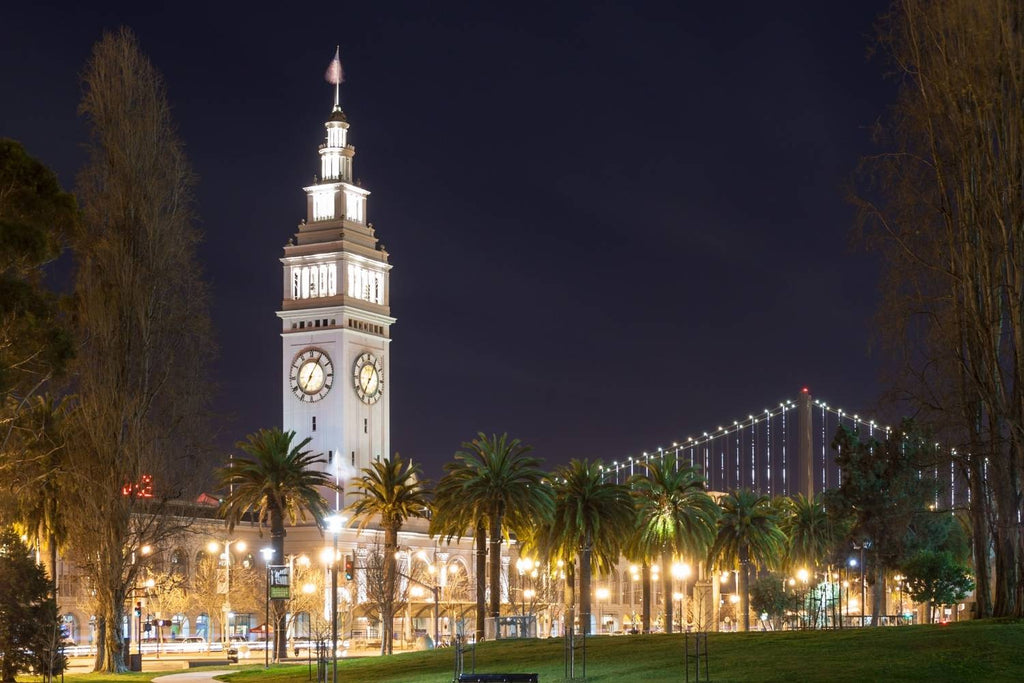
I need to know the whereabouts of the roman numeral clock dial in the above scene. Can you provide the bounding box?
[290,348,334,402]
[353,352,383,404]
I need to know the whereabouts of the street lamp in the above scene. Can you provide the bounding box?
[672,592,683,632]
[259,547,274,669]
[403,549,441,647]
[893,574,904,624]
[596,588,609,634]
[797,569,810,629]
[208,539,247,642]
[671,563,691,632]
[851,543,867,626]
[326,514,345,683]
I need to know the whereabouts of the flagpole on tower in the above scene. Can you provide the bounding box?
[325,45,343,108]
[333,45,339,108]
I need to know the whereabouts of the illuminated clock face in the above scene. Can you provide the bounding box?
[290,348,334,402]
[353,352,383,404]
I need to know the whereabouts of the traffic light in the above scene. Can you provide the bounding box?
[134,601,142,617]
[344,556,354,581]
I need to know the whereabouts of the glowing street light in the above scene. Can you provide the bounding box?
[325,514,345,683]
[259,547,274,668]
[596,587,610,633]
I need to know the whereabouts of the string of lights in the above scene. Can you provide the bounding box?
[600,392,962,507]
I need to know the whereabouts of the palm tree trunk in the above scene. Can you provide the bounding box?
[565,561,576,636]
[580,541,592,635]
[48,535,58,597]
[641,562,651,633]
[739,545,750,632]
[488,509,503,639]
[384,525,398,655]
[475,519,487,642]
[270,507,287,660]
[662,550,673,634]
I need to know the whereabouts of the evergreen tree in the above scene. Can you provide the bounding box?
[827,421,936,625]
[0,141,75,531]
[0,139,76,408]
[902,550,974,624]
[0,527,62,682]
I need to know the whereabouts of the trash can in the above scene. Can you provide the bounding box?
[128,653,142,671]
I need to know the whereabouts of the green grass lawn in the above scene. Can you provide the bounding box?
[211,619,1024,682]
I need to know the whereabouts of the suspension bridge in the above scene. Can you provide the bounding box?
[603,388,959,510]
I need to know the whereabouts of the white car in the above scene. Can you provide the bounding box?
[179,636,208,653]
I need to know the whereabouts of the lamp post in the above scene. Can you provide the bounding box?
[672,562,691,632]
[260,547,274,668]
[847,557,858,627]
[400,550,441,647]
[672,592,683,632]
[208,539,247,642]
[596,588,609,634]
[288,554,311,652]
[894,574,904,624]
[326,515,345,683]
[417,550,444,647]
[796,569,809,629]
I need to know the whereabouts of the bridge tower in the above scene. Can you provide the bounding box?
[797,388,814,498]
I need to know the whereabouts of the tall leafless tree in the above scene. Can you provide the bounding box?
[856,0,1024,617]
[68,27,214,671]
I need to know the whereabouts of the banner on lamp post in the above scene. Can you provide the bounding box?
[269,565,290,599]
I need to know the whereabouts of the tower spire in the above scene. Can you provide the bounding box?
[325,46,343,110]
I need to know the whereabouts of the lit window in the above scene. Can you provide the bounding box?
[313,190,334,221]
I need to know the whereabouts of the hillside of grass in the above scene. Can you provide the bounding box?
[217,619,1024,682]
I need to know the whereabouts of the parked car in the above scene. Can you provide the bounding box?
[293,639,350,657]
[178,636,208,652]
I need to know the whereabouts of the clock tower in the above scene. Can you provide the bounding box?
[278,72,393,507]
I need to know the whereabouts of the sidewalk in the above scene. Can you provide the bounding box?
[153,671,233,683]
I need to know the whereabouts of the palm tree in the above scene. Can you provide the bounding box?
[782,493,837,571]
[442,433,552,640]
[780,493,842,628]
[216,427,336,659]
[430,461,489,642]
[346,452,430,655]
[542,460,634,635]
[709,488,787,632]
[631,456,719,634]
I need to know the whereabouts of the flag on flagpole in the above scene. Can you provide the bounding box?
[325,47,343,85]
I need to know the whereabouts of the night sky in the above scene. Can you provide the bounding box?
[2,1,894,484]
